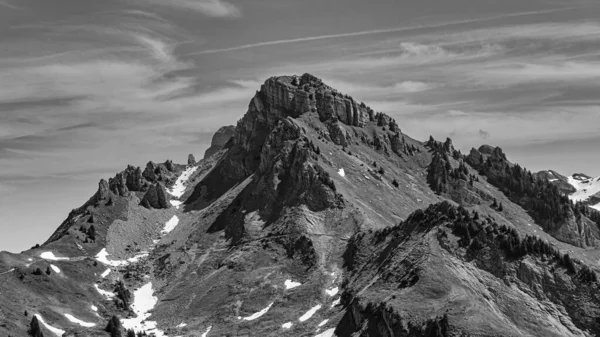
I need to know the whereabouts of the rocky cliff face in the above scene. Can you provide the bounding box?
[2,74,600,337]
[203,125,235,159]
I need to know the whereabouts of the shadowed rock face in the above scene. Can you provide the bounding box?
[140,182,171,209]
[203,125,235,159]
[2,73,600,337]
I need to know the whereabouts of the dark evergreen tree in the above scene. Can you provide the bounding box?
[28,316,44,337]
[88,225,96,241]
[105,315,123,337]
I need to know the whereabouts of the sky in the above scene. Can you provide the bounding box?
[1,0,600,252]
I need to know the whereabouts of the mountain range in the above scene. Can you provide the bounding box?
[1,73,600,337]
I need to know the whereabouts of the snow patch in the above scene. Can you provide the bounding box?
[201,325,212,337]
[101,268,111,278]
[282,322,293,329]
[315,328,336,337]
[331,298,340,308]
[285,279,301,289]
[318,319,329,327]
[121,282,165,336]
[91,305,98,312]
[40,252,70,261]
[325,287,338,297]
[94,284,115,299]
[568,175,600,204]
[240,302,274,321]
[34,314,65,336]
[96,248,148,267]
[50,264,60,273]
[299,304,322,322]
[337,168,345,177]
[169,166,198,198]
[170,200,183,209]
[64,313,96,327]
[177,322,187,328]
[162,215,180,234]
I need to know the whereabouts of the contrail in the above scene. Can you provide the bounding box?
[188,7,580,55]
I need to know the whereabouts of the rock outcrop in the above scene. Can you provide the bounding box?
[187,153,196,166]
[203,125,235,159]
[140,182,171,209]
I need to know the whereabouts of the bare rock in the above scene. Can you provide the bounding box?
[140,182,171,209]
[204,125,236,159]
[188,153,196,166]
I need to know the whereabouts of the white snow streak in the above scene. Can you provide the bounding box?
[91,305,98,312]
[240,302,274,321]
[337,168,345,177]
[325,287,339,297]
[50,265,60,273]
[101,268,111,278]
[94,284,115,299]
[201,325,212,337]
[170,200,183,209]
[177,322,187,328]
[169,166,198,198]
[318,319,329,327]
[284,279,301,289]
[34,314,65,336]
[315,328,336,337]
[95,248,148,267]
[299,304,322,322]
[282,322,293,329]
[40,252,70,261]
[64,313,96,327]
[162,215,180,234]
[331,298,340,308]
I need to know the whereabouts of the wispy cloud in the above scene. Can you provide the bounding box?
[140,0,241,18]
[0,0,18,9]
[189,7,579,55]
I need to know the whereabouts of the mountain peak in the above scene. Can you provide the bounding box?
[3,74,600,337]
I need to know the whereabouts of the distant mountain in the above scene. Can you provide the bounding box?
[539,171,600,211]
[1,74,600,337]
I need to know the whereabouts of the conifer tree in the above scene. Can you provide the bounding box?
[106,315,123,337]
[28,316,44,337]
[88,225,96,241]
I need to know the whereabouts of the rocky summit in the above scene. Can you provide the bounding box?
[2,74,600,337]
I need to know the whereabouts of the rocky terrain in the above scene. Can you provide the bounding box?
[1,73,600,337]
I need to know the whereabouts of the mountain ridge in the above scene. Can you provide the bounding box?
[1,73,600,337]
